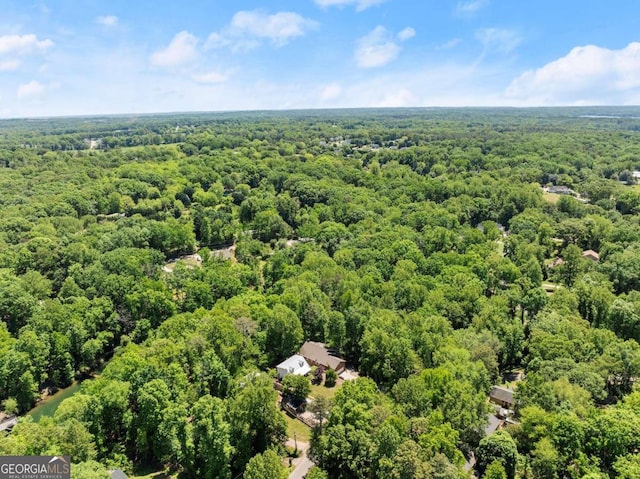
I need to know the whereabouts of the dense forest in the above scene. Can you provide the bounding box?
[2,108,640,478]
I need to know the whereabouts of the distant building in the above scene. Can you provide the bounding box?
[548,257,565,269]
[276,354,311,381]
[547,185,574,195]
[582,250,600,262]
[183,253,202,264]
[489,386,515,409]
[110,469,129,479]
[0,415,17,433]
[211,245,235,261]
[282,396,307,415]
[484,414,504,436]
[84,138,103,150]
[504,370,525,383]
[300,341,346,373]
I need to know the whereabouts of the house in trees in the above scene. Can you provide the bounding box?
[484,414,505,436]
[110,469,129,479]
[547,257,564,269]
[300,341,346,373]
[489,386,515,409]
[276,354,311,380]
[0,415,17,434]
[582,249,600,262]
[547,185,575,195]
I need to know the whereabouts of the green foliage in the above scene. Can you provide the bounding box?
[263,304,304,364]
[324,368,338,388]
[229,374,287,471]
[2,397,18,415]
[476,431,518,479]
[282,374,311,401]
[2,109,640,478]
[614,454,640,479]
[70,461,110,479]
[187,395,232,479]
[305,467,329,479]
[530,438,560,479]
[243,449,287,479]
[483,460,507,479]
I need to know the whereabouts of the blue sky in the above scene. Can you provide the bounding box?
[0,0,639,117]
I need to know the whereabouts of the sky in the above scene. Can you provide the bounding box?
[0,0,639,117]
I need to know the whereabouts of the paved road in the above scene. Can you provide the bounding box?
[286,440,314,479]
[289,455,314,479]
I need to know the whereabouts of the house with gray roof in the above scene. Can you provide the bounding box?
[489,386,515,409]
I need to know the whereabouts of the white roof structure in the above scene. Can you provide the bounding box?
[276,354,311,379]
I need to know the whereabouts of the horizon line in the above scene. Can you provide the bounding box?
[2,104,640,122]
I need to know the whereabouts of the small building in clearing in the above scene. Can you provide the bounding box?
[300,341,346,373]
[547,185,574,195]
[276,354,311,381]
[489,386,515,409]
[582,249,600,262]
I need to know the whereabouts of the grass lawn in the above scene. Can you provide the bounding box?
[130,465,177,479]
[163,256,201,273]
[543,191,561,204]
[283,411,311,442]
[310,381,340,401]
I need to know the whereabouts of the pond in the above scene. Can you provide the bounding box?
[27,381,84,422]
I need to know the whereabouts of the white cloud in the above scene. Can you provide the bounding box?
[150,31,198,67]
[17,80,47,100]
[397,27,416,42]
[0,59,20,71]
[321,82,342,100]
[0,34,53,56]
[476,28,521,53]
[314,62,503,109]
[355,26,414,69]
[456,0,489,15]
[206,10,318,50]
[506,42,640,105]
[437,38,462,50]
[376,88,417,107]
[233,11,315,46]
[96,15,118,27]
[1,54,513,117]
[314,0,385,12]
[191,71,230,84]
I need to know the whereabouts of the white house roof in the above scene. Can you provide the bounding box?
[276,355,311,376]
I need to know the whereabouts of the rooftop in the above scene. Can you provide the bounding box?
[582,249,600,261]
[300,341,345,371]
[485,414,504,436]
[489,386,515,405]
[277,354,311,376]
[110,469,129,479]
